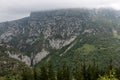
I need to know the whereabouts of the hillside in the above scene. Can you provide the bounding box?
[0,43,27,76]
[0,8,120,69]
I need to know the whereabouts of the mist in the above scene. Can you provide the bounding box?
[0,0,120,22]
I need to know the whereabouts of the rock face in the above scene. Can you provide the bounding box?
[0,8,120,66]
[33,48,49,65]
[8,52,31,66]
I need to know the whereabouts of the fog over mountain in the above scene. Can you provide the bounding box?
[0,0,120,22]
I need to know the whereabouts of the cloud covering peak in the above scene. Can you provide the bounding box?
[0,0,120,22]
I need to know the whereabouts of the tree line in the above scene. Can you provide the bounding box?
[0,60,119,80]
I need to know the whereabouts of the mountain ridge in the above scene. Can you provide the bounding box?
[0,8,120,68]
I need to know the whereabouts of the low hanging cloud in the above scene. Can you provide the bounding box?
[0,0,120,22]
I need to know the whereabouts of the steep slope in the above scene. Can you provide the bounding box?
[0,8,120,68]
[0,9,91,65]
[35,9,120,69]
[0,44,27,76]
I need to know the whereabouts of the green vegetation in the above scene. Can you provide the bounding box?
[1,9,120,80]
[98,69,118,80]
[76,44,96,55]
[0,60,120,80]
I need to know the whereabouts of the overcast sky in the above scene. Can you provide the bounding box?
[0,0,120,22]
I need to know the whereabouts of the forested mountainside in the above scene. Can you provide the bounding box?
[0,8,120,78]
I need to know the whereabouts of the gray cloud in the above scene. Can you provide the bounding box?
[0,0,120,22]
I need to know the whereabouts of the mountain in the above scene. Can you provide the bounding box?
[0,8,120,69]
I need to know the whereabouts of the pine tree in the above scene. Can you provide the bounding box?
[33,68,40,80]
[89,59,99,80]
[21,68,34,80]
[57,68,63,80]
[62,64,71,80]
[82,61,87,80]
[40,65,48,80]
[48,63,56,80]
[75,63,84,80]
[57,64,71,80]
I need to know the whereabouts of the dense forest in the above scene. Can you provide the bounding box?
[0,59,119,80]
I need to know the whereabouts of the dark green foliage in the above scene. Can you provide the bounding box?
[33,68,40,80]
[48,64,56,80]
[62,64,71,80]
[21,68,34,80]
[57,68,63,80]
[40,65,48,80]
[1,60,120,80]
[75,63,84,80]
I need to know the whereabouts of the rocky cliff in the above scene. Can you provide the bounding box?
[0,8,120,66]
